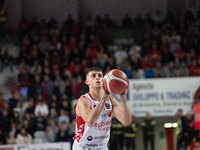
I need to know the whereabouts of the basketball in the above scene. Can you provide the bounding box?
[103,69,129,95]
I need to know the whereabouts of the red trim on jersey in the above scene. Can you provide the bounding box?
[88,93,97,108]
[73,95,88,142]
[108,96,114,109]
[74,115,85,142]
[88,92,95,100]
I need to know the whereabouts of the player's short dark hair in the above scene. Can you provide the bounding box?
[86,66,103,76]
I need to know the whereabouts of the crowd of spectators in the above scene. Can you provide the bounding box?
[0,9,200,146]
[0,1,6,39]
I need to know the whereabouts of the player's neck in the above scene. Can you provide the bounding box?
[89,88,104,101]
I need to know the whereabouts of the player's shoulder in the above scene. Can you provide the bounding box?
[76,95,90,107]
[75,95,91,116]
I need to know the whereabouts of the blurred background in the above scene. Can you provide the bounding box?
[0,0,200,150]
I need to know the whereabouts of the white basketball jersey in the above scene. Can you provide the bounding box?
[73,93,113,150]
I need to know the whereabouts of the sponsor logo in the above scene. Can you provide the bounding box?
[87,136,93,141]
[105,103,110,109]
[88,120,111,129]
[101,113,107,119]
[133,83,154,91]
[94,135,109,140]
[86,143,98,147]
[106,110,112,117]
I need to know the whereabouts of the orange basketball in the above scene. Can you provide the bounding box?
[103,69,129,95]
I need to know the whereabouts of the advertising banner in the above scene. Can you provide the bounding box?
[0,142,71,150]
[128,77,200,117]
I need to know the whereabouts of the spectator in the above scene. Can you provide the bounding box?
[0,3,6,38]
[144,67,155,78]
[58,108,70,125]
[148,42,162,65]
[16,127,32,144]
[2,50,13,72]
[12,108,21,129]
[47,118,58,137]
[48,94,59,110]
[6,131,16,144]
[72,75,85,99]
[43,125,55,142]
[30,60,42,75]
[22,112,35,136]
[184,112,194,148]
[110,117,124,150]
[169,33,181,54]
[189,59,200,76]
[179,62,189,77]
[59,98,70,115]
[33,112,46,132]
[22,97,35,114]
[53,74,66,97]
[41,75,54,102]
[9,122,17,136]
[8,90,20,111]
[48,108,58,120]
[123,116,137,150]
[114,46,128,67]
[69,119,76,144]
[97,47,108,69]
[38,35,50,53]
[18,65,31,87]
[29,75,42,98]
[141,112,156,150]
[34,96,49,117]
[1,110,10,135]
[0,92,8,110]
[55,121,70,142]
[161,61,175,77]
[175,108,187,150]
[154,61,163,77]
[128,44,141,70]
[0,127,6,144]
[123,64,133,79]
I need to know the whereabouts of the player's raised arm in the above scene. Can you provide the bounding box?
[102,69,132,126]
[76,94,108,125]
[110,89,132,126]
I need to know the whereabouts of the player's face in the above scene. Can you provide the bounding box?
[86,71,103,88]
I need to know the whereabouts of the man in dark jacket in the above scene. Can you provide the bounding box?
[110,117,124,150]
[141,112,156,150]
[124,116,137,150]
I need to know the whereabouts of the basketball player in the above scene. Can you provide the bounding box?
[73,67,132,150]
